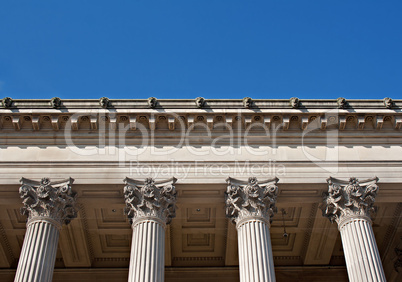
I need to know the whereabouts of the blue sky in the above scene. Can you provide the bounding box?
[0,1,401,100]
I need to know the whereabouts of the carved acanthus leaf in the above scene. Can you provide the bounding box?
[384,97,394,109]
[242,97,252,108]
[322,177,379,224]
[19,177,77,226]
[2,97,13,108]
[50,97,62,109]
[337,97,347,109]
[99,97,111,109]
[124,177,177,225]
[147,97,157,108]
[289,97,300,108]
[195,97,206,108]
[225,177,279,224]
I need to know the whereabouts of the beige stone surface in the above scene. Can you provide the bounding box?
[0,99,401,281]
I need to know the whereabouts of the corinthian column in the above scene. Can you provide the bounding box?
[15,177,77,282]
[124,177,177,282]
[225,177,279,282]
[322,177,386,282]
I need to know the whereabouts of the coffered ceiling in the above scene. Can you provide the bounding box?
[0,182,401,281]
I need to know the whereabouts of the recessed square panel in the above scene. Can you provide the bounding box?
[271,233,296,252]
[182,233,215,252]
[7,209,26,229]
[182,207,216,228]
[271,207,302,228]
[95,208,130,229]
[99,234,131,253]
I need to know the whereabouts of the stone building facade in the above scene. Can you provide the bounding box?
[0,98,401,281]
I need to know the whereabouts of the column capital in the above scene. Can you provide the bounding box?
[225,177,279,226]
[322,176,379,225]
[19,177,77,228]
[124,177,177,227]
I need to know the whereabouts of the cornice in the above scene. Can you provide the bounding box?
[1,98,401,109]
[1,99,402,147]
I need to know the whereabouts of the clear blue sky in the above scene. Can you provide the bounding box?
[0,1,401,100]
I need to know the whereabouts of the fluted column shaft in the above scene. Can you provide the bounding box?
[237,218,275,282]
[14,219,60,282]
[225,177,279,282]
[339,216,386,282]
[129,219,165,282]
[322,177,385,282]
[124,177,177,282]
[14,177,76,282]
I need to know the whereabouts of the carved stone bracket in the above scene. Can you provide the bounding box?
[225,177,279,226]
[124,177,177,227]
[322,177,379,225]
[19,177,77,228]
